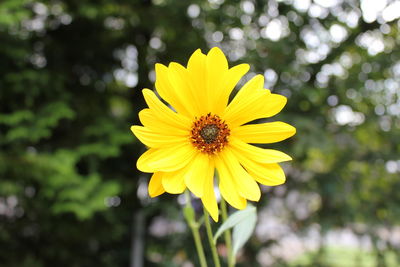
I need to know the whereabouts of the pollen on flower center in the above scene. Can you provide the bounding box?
[190,113,230,154]
[200,124,219,143]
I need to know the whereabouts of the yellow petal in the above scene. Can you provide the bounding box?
[225,74,265,110]
[184,152,211,197]
[168,62,199,117]
[148,172,165,197]
[212,63,250,115]
[215,154,247,210]
[162,168,187,194]
[131,125,187,148]
[200,160,219,222]
[219,149,261,201]
[187,49,206,71]
[257,93,287,118]
[223,74,288,126]
[142,89,191,129]
[232,150,286,186]
[187,49,208,115]
[202,192,219,222]
[229,137,292,163]
[223,75,265,125]
[155,63,192,117]
[206,47,229,113]
[232,122,296,144]
[136,143,196,173]
[248,163,286,186]
[230,92,286,126]
[138,109,189,136]
[207,47,228,71]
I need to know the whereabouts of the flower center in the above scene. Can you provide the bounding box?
[190,113,230,154]
[200,124,219,143]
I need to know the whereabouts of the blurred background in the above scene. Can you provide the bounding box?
[1,0,399,266]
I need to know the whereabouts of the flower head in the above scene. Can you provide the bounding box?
[131,47,296,221]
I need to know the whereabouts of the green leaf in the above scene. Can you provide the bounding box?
[232,207,257,256]
[213,205,256,244]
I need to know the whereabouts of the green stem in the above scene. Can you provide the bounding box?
[220,198,235,267]
[203,208,221,267]
[184,191,208,267]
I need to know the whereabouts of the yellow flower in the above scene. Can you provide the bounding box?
[131,47,296,221]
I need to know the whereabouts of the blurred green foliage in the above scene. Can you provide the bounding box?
[0,0,399,266]
[291,246,399,267]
